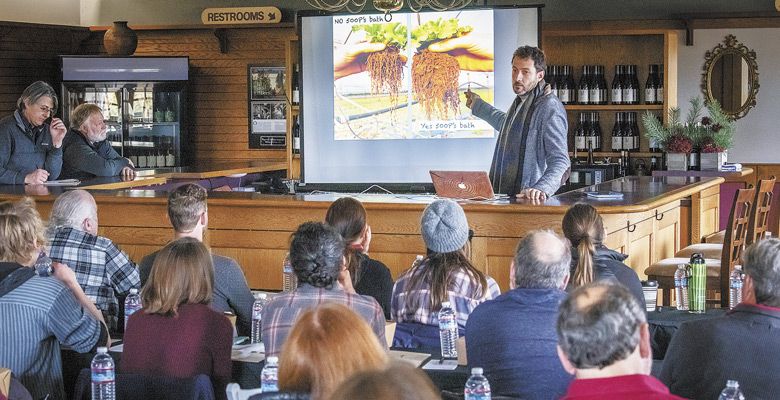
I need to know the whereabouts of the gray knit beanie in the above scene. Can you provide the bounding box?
[421,199,469,253]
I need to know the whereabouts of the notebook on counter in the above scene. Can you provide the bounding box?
[429,170,495,200]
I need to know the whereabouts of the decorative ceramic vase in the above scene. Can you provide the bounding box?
[103,21,138,56]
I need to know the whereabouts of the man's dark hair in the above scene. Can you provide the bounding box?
[289,221,345,288]
[512,46,546,73]
[743,238,780,307]
[556,282,646,369]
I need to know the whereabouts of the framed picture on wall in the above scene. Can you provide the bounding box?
[249,66,286,100]
[248,65,287,149]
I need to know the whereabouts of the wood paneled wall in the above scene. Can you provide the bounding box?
[80,27,295,165]
[0,22,90,117]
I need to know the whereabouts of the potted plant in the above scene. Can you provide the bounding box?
[643,97,734,171]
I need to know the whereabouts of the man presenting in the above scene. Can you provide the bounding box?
[466,46,569,200]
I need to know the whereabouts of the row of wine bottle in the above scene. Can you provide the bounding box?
[548,64,664,106]
[573,112,661,153]
[129,148,176,169]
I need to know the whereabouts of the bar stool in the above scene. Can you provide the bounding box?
[645,187,756,307]
[702,176,776,245]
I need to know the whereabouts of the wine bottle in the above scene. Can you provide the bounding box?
[165,149,176,167]
[622,113,635,151]
[631,65,641,105]
[292,64,300,105]
[598,65,608,105]
[611,65,623,105]
[645,64,658,105]
[558,66,571,104]
[147,148,157,168]
[136,150,147,168]
[577,65,590,105]
[612,112,623,152]
[566,65,576,104]
[630,112,641,151]
[588,65,601,105]
[292,116,301,154]
[589,112,602,151]
[548,65,558,98]
[656,64,664,105]
[650,156,659,172]
[575,113,587,152]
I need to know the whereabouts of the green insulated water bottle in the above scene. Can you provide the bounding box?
[688,253,706,313]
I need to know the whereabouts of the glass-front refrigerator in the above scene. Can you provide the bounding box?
[60,56,190,168]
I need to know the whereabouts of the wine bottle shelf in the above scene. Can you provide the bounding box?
[569,151,663,158]
[564,104,663,111]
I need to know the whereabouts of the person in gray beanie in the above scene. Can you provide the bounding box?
[390,199,500,349]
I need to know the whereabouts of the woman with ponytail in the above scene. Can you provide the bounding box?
[325,197,393,319]
[562,203,645,308]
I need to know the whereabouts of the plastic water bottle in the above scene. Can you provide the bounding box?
[438,301,458,358]
[464,367,492,400]
[718,380,745,400]
[91,347,115,400]
[251,293,268,344]
[124,288,141,330]
[282,253,297,292]
[674,264,689,311]
[729,266,744,309]
[261,356,279,392]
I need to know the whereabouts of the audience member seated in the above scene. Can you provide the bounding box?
[60,103,135,180]
[325,197,393,319]
[0,197,107,400]
[139,183,255,336]
[391,199,500,348]
[279,303,388,400]
[556,282,683,399]
[328,362,440,400]
[262,222,386,357]
[122,237,232,400]
[562,203,645,308]
[47,189,139,332]
[660,237,780,399]
[0,81,66,185]
[466,229,573,399]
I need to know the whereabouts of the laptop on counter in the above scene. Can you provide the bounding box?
[429,170,496,200]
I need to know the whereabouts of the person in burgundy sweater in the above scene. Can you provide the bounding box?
[122,237,232,399]
[556,282,683,400]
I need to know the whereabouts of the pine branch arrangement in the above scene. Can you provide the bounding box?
[642,97,734,153]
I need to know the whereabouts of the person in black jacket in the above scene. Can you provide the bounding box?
[325,197,393,319]
[60,103,135,180]
[562,203,645,309]
[660,238,780,400]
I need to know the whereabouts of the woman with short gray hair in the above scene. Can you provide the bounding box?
[60,103,135,180]
[0,81,67,184]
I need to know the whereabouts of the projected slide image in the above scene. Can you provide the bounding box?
[332,10,495,141]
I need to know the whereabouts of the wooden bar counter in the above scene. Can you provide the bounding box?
[0,173,723,292]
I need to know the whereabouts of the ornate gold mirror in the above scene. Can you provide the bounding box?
[701,34,759,120]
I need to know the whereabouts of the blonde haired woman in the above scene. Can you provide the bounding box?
[122,237,232,399]
[279,303,389,399]
[0,197,106,399]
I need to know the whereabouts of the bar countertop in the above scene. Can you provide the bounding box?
[0,175,724,216]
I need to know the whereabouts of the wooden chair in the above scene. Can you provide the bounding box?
[678,177,775,258]
[702,176,776,246]
[645,187,756,307]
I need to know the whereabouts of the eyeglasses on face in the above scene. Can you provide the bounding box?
[35,103,56,116]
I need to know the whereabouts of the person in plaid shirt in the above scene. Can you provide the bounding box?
[261,221,386,357]
[46,189,139,332]
[391,199,500,339]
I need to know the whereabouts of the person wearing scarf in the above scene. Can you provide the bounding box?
[466,46,569,200]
